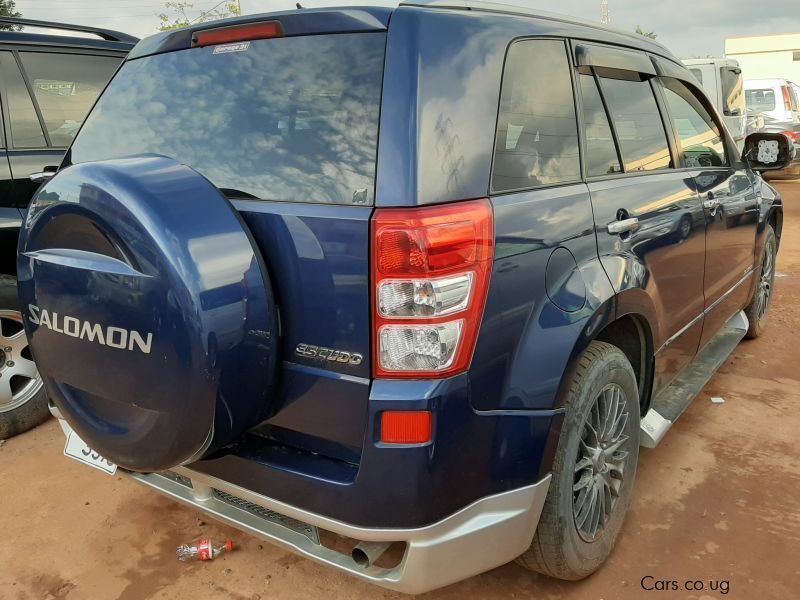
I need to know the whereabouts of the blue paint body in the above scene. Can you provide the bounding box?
[17,4,783,528]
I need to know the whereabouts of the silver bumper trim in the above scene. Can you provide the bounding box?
[55,417,550,594]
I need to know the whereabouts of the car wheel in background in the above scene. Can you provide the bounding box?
[517,341,640,580]
[0,275,49,439]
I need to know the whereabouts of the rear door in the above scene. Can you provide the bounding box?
[659,76,758,347]
[576,45,706,392]
[0,49,120,207]
[66,30,386,461]
[0,98,20,276]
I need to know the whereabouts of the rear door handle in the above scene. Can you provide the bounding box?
[607,217,640,235]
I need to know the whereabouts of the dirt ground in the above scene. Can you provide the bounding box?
[2,184,799,600]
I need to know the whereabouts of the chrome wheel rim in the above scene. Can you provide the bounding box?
[755,239,776,322]
[0,310,43,413]
[573,383,630,542]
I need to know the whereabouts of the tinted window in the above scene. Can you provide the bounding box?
[599,76,672,172]
[71,33,385,205]
[491,40,580,192]
[579,74,621,177]
[0,52,45,148]
[689,69,703,85]
[20,52,120,147]
[719,67,745,116]
[661,78,727,167]
[745,89,776,112]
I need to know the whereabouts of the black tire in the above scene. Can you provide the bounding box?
[517,341,640,580]
[744,225,777,339]
[0,275,49,439]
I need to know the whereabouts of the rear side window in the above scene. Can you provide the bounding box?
[745,89,776,112]
[598,75,672,172]
[661,78,727,167]
[20,52,121,147]
[0,51,45,148]
[71,33,386,205]
[719,67,745,116]
[578,73,621,176]
[491,39,580,192]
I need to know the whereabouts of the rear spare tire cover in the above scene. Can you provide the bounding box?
[17,157,279,471]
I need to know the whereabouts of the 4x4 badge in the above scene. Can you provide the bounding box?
[295,343,363,366]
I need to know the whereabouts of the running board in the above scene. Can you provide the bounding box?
[640,310,748,448]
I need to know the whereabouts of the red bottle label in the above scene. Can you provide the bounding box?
[197,539,213,560]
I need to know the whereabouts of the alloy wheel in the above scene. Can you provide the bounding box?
[573,383,631,542]
[755,238,776,322]
[0,310,44,413]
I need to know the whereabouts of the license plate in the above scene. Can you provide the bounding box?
[64,431,117,475]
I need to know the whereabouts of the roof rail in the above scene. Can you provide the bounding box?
[400,0,671,54]
[0,17,139,44]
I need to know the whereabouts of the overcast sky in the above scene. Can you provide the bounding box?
[15,0,800,57]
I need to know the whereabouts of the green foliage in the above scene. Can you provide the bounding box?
[0,0,22,31]
[158,1,240,32]
[635,25,657,40]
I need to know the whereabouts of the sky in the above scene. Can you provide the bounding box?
[14,0,800,58]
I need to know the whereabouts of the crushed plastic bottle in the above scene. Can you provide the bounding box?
[176,539,234,561]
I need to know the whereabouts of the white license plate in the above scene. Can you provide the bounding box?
[64,431,117,475]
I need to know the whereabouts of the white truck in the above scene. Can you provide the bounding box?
[683,58,747,150]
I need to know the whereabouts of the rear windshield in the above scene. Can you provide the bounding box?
[70,33,386,205]
[745,88,776,112]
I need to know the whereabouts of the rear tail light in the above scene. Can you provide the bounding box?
[781,130,800,142]
[371,199,494,378]
[192,21,283,47]
[380,411,432,444]
[782,85,793,112]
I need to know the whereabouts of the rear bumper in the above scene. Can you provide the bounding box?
[53,412,550,594]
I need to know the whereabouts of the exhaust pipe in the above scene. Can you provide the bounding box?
[351,541,392,568]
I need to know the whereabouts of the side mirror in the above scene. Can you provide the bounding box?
[742,132,795,171]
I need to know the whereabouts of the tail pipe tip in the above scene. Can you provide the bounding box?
[351,541,392,568]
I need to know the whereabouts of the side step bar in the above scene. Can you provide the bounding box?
[640,310,748,448]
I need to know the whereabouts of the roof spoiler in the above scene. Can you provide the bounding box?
[0,17,139,44]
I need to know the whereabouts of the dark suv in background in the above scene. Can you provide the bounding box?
[0,18,135,439]
[19,0,791,593]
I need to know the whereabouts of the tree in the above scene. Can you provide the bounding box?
[158,1,240,32]
[635,25,657,40]
[0,0,22,31]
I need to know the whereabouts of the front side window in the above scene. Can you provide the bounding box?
[661,78,727,168]
[719,67,745,116]
[0,51,45,148]
[598,75,672,172]
[579,73,621,176]
[491,39,580,192]
[20,52,121,148]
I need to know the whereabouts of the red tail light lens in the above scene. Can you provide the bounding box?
[782,85,793,112]
[371,199,494,378]
[381,411,432,444]
[781,130,800,142]
[192,21,283,48]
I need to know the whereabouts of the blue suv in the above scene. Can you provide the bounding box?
[19,1,790,593]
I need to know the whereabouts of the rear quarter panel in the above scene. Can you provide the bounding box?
[471,184,616,411]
